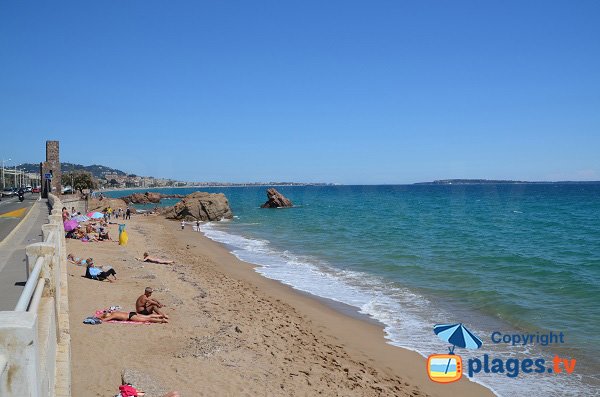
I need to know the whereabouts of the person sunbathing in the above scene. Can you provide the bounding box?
[73,227,98,241]
[136,287,168,319]
[99,310,168,323]
[98,227,111,241]
[85,260,117,282]
[135,252,174,264]
[84,233,99,242]
[67,254,90,266]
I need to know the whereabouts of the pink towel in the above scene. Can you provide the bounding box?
[94,309,152,325]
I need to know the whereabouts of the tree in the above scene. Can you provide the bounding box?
[62,171,97,194]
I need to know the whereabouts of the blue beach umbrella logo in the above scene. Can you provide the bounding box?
[427,323,482,384]
[434,323,483,353]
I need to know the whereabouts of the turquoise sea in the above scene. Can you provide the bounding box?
[106,184,600,396]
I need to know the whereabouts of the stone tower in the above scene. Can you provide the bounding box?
[41,140,61,198]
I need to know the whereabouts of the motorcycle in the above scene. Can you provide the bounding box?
[18,193,24,202]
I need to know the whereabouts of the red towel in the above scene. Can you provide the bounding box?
[119,384,139,397]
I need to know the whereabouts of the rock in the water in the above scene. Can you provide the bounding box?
[162,191,233,221]
[260,188,293,208]
[120,192,185,204]
[120,192,162,204]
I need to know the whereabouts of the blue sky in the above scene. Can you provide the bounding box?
[1,1,599,184]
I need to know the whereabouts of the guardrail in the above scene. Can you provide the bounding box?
[0,194,71,397]
[15,257,45,311]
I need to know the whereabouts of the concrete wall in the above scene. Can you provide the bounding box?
[60,197,87,216]
[0,194,71,397]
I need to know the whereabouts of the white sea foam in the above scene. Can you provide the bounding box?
[199,222,596,397]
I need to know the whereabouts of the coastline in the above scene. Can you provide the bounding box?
[67,213,494,396]
[98,183,333,195]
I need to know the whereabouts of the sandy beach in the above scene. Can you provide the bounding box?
[67,210,494,397]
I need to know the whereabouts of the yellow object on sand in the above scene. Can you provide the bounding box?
[119,230,128,246]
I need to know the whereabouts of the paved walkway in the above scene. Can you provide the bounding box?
[0,199,49,310]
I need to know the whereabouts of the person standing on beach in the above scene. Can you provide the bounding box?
[125,207,131,220]
[181,220,185,230]
[196,220,201,232]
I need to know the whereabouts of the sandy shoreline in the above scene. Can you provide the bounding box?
[67,213,494,396]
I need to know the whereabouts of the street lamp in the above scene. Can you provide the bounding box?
[1,158,11,189]
[14,164,25,188]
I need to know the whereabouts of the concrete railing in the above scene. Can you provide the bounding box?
[0,194,71,397]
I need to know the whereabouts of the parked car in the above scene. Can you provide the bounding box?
[25,185,32,192]
[32,186,41,193]
[2,188,16,197]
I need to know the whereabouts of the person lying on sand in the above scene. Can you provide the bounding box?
[68,254,90,266]
[135,252,174,264]
[73,227,98,242]
[99,310,168,324]
[136,287,168,319]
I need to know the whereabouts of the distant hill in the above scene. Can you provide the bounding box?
[19,163,128,179]
[414,179,527,185]
[414,179,600,185]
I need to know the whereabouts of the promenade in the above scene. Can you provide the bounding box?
[0,198,48,310]
[0,193,72,397]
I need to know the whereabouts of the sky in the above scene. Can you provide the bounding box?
[1,1,599,184]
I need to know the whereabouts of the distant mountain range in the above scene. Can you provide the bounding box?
[19,163,129,179]
[414,179,600,185]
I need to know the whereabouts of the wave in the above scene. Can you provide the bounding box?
[199,222,596,397]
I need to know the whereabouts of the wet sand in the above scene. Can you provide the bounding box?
[67,213,494,396]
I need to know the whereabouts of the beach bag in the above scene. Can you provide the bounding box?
[118,224,128,246]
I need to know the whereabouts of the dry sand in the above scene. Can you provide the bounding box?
[67,213,494,397]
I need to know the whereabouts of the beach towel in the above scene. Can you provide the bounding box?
[119,384,142,397]
[94,309,153,325]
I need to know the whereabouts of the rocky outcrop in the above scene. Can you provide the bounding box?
[161,192,233,221]
[120,192,184,204]
[125,192,161,204]
[260,188,293,208]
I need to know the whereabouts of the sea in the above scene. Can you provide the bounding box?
[105,184,600,396]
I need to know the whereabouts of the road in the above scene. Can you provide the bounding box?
[0,193,39,241]
[0,193,48,310]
